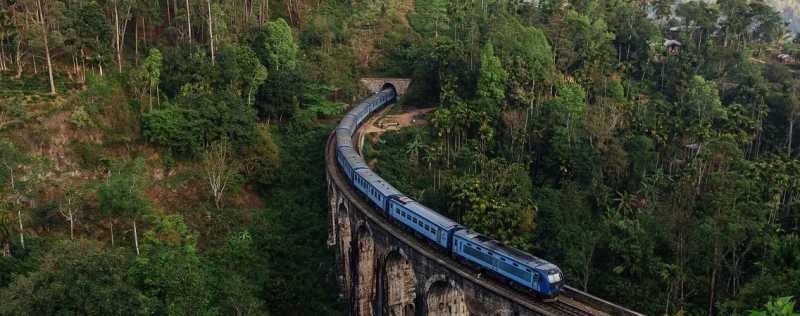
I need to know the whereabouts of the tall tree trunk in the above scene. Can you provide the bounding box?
[207,0,215,65]
[135,16,139,67]
[36,0,56,94]
[18,209,24,249]
[115,2,121,73]
[186,0,192,42]
[788,120,795,158]
[15,38,23,78]
[133,219,139,255]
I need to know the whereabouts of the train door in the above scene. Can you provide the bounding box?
[489,253,499,272]
[436,229,443,245]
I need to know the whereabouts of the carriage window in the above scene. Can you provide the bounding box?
[424,224,430,230]
[413,218,417,224]
[513,263,519,267]
[488,252,493,256]
[418,221,423,228]
[395,209,400,214]
[501,258,506,262]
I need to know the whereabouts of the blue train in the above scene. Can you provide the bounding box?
[333,87,565,301]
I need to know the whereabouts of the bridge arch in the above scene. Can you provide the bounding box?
[355,224,376,315]
[384,250,416,316]
[425,275,468,316]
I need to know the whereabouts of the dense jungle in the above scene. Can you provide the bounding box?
[1,0,800,315]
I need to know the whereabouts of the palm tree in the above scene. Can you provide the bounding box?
[406,139,426,166]
[422,147,437,170]
[613,191,635,217]
[653,0,675,25]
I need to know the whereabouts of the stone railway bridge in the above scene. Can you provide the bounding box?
[326,79,640,316]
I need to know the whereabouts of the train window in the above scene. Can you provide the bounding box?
[513,263,519,267]
[395,209,400,214]
[488,252,493,256]
[526,269,532,272]
[406,214,411,219]
[413,218,417,224]
[424,224,430,230]
[418,221,423,228]
[476,247,481,250]
[501,258,506,262]
[467,243,472,246]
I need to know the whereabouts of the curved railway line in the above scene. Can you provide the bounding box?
[325,94,646,315]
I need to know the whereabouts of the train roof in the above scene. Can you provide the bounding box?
[351,102,369,115]
[454,230,557,270]
[337,115,357,133]
[354,169,402,198]
[392,196,463,231]
[335,129,353,148]
[340,147,369,170]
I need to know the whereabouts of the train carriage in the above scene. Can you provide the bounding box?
[352,103,371,126]
[452,230,564,300]
[335,129,354,148]
[338,115,357,135]
[388,197,464,248]
[337,147,368,181]
[353,169,402,212]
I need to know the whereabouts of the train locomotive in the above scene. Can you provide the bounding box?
[333,87,565,301]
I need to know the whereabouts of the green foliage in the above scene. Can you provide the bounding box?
[241,124,280,185]
[302,83,345,115]
[96,157,150,221]
[262,18,298,71]
[131,214,216,315]
[749,296,800,316]
[682,75,726,140]
[477,43,508,103]
[247,127,345,315]
[68,105,94,128]
[142,104,198,154]
[72,140,108,170]
[450,158,536,250]
[0,240,148,315]
[286,109,318,135]
[234,44,268,105]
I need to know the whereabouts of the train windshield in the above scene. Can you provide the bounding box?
[547,270,562,283]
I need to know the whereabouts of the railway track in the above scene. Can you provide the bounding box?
[550,301,601,316]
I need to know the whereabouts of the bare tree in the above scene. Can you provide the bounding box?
[58,189,80,240]
[20,0,66,94]
[111,0,133,73]
[203,139,238,210]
